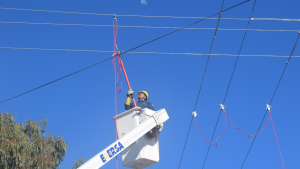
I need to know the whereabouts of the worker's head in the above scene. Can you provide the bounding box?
[138,91,148,101]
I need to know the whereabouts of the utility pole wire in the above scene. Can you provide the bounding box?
[1,7,299,22]
[0,57,112,104]
[0,0,250,104]
[241,32,300,169]
[178,0,225,168]
[1,21,299,32]
[202,0,257,168]
[1,47,299,57]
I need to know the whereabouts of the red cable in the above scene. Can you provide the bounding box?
[194,109,272,147]
[270,111,285,169]
[194,115,227,147]
[223,110,271,138]
[112,19,119,169]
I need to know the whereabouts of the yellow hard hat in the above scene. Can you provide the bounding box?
[138,91,148,100]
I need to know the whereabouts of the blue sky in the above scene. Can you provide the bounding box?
[0,0,299,168]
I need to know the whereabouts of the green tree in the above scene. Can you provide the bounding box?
[0,113,68,169]
[72,158,85,169]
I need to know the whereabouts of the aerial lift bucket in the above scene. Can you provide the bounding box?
[113,107,164,169]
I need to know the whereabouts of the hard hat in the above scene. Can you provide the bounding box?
[138,91,148,100]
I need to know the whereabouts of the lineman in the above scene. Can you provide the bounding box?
[125,90,154,111]
[125,90,160,138]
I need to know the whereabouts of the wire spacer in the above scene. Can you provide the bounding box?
[192,111,197,118]
[113,14,117,20]
[266,104,272,111]
[220,104,226,110]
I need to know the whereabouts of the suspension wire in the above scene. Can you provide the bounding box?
[1,21,299,33]
[1,47,300,58]
[202,0,257,168]
[241,32,300,169]
[0,0,250,104]
[0,57,112,104]
[194,0,224,111]
[178,1,225,168]
[1,7,300,22]
[120,0,250,55]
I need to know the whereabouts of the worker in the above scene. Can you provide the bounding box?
[125,90,154,111]
[125,90,160,138]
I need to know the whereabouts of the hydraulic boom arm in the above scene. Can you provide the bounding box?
[78,108,169,169]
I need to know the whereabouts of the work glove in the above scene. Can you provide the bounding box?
[127,89,134,98]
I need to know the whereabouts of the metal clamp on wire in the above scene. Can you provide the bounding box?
[266,104,272,111]
[220,104,226,111]
[118,51,123,56]
[192,111,197,118]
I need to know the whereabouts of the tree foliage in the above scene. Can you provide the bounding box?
[0,113,68,169]
[72,158,85,169]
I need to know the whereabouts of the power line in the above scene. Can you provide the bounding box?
[202,0,257,168]
[241,32,300,169]
[178,0,225,168]
[1,47,299,58]
[1,7,300,22]
[0,0,250,104]
[0,57,111,104]
[118,0,250,55]
[1,21,299,32]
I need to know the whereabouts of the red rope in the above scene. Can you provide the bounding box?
[112,19,120,169]
[270,111,285,169]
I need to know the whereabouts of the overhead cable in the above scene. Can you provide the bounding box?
[241,32,300,169]
[0,57,111,104]
[0,0,250,104]
[1,47,299,58]
[202,0,257,168]
[0,7,299,22]
[178,0,225,168]
[1,21,299,33]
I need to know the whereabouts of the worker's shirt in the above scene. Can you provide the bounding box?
[125,100,155,111]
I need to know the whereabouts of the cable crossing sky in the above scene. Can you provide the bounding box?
[202,0,257,168]
[0,7,299,22]
[1,47,299,57]
[178,0,225,168]
[0,0,251,105]
[241,32,300,169]
[1,21,299,33]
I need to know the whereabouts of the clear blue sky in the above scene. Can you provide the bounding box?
[0,0,299,168]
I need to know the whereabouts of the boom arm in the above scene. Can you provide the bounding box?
[78,109,169,169]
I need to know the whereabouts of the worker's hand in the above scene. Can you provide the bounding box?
[127,89,134,98]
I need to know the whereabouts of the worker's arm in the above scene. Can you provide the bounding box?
[147,101,155,111]
[125,90,134,110]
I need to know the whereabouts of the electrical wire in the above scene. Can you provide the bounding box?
[202,0,257,168]
[178,1,225,168]
[1,47,299,57]
[241,32,300,169]
[1,21,299,32]
[0,0,250,104]
[1,7,299,22]
[120,0,250,55]
[0,57,112,104]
